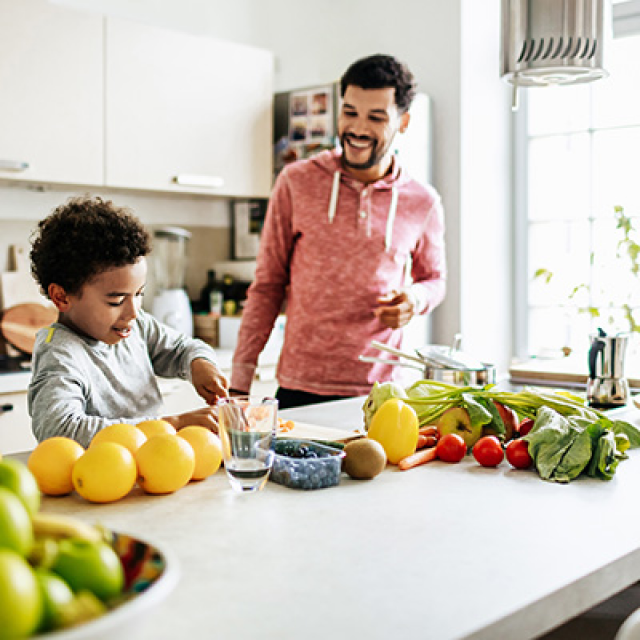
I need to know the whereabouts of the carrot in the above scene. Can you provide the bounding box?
[278,419,295,433]
[398,447,438,471]
[415,434,438,450]
[419,425,438,438]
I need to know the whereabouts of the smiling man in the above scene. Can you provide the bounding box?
[231,54,447,409]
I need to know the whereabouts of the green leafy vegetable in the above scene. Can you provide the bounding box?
[362,382,408,431]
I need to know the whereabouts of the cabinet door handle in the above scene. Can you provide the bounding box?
[0,160,29,172]
[172,174,224,189]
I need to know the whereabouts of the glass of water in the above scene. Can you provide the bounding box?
[217,396,277,492]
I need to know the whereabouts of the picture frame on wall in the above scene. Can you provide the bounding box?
[231,199,268,260]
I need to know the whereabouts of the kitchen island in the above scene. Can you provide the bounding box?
[12,397,640,640]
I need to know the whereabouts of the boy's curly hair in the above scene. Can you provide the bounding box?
[30,196,152,297]
[340,54,416,114]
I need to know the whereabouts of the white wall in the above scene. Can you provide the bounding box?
[51,0,514,373]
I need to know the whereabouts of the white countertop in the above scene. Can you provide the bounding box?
[11,398,640,639]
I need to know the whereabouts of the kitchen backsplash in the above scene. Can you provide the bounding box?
[0,183,235,304]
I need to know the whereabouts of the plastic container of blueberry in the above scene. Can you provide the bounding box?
[270,439,346,490]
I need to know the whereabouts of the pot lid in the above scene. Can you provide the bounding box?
[415,345,486,371]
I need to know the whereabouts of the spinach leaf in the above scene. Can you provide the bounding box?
[461,393,493,431]
[611,420,640,448]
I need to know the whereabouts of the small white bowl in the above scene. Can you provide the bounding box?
[33,532,180,640]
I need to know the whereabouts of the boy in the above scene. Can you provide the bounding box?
[28,196,228,447]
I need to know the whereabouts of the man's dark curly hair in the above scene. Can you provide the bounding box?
[340,54,416,114]
[30,196,152,297]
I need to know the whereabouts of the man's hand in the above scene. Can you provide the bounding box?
[190,358,229,405]
[373,289,416,329]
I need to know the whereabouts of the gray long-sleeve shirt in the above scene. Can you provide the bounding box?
[28,309,217,447]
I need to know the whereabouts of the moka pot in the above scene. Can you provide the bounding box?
[586,329,630,408]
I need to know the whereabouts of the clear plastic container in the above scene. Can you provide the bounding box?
[270,439,345,490]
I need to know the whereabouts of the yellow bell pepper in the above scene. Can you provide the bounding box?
[367,398,418,464]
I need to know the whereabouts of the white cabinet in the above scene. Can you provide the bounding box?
[105,18,274,198]
[0,0,103,186]
[0,392,37,455]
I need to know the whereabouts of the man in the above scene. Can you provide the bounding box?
[231,54,446,409]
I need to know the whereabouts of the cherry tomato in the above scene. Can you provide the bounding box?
[506,439,533,470]
[518,418,535,437]
[472,436,504,467]
[436,433,466,463]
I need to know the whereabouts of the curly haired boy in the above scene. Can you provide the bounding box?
[28,196,228,446]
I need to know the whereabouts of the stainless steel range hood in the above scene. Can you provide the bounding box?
[501,0,610,108]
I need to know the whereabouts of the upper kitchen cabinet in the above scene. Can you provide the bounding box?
[105,18,274,198]
[0,0,103,186]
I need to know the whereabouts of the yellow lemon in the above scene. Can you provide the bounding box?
[135,419,177,439]
[72,442,137,503]
[177,427,223,481]
[28,437,85,497]
[135,435,195,494]
[91,423,147,456]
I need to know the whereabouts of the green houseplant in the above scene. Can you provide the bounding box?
[534,205,640,337]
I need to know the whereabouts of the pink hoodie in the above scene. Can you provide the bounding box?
[231,148,446,397]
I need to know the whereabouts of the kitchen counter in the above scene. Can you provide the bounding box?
[10,397,640,639]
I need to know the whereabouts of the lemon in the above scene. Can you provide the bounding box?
[178,426,223,480]
[0,458,40,517]
[28,437,85,496]
[0,487,33,556]
[136,419,177,439]
[72,442,137,503]
[91,422,147,455]
[0,549,43,639]
[136,434,195,494]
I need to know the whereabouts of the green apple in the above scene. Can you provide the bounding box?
[0,459,40,517]
[437,407,483,448]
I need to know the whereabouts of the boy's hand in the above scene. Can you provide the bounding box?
[190,358,229,405]
[163,407,220,433]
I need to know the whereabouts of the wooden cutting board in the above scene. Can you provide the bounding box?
[0,303,58,354]
[277,420,363,443]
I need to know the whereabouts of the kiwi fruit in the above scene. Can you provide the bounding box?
[343,438,387,480]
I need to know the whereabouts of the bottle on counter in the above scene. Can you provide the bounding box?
[199,270,223,314]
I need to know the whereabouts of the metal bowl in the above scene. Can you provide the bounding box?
[422,363,496,386]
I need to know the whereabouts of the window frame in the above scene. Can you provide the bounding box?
[513,0,640,358]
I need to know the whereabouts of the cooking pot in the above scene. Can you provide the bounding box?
[359,340,496,387]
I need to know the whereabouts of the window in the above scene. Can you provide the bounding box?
[518,1,640,358]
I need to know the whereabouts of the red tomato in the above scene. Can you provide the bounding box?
[472,436,504,468]
[436,433,466,463]
[518,418,535,437]
[506,439,533,470]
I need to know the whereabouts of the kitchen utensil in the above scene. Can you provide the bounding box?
[0,244,49,310]
[586,329,630,408]
[277,421,363,442]
[150,227,193,337]
[218,396,277,492]
[0,303,58,354]
[364,339,496,387]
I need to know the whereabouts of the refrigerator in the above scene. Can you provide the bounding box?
[273,83,433,187]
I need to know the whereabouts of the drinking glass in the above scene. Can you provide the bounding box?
[217,396,277,492]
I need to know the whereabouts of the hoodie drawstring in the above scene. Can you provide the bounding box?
[327,171,398,253]
[328,171,340,224]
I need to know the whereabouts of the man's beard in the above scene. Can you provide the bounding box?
[340,133,389,170]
